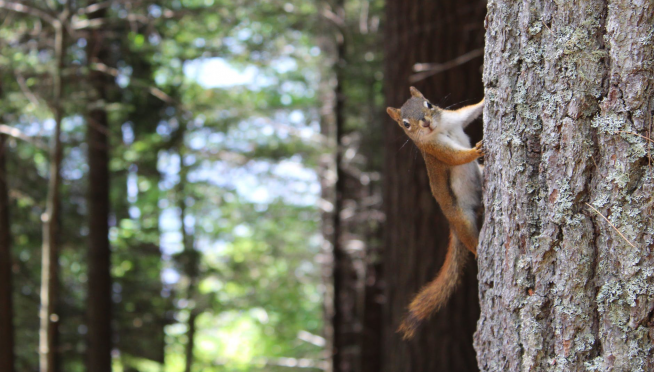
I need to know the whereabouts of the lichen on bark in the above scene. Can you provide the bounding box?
[475,0,654,371]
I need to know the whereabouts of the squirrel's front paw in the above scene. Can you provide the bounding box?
[474,140,485,157]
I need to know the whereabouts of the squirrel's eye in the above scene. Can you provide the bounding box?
[402,120,410,128]
[424,101,433,109]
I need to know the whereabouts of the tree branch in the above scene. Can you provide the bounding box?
[15,72,42,108]
[0,125,48,150]
[0,0,57,25]
[76,0,113,15]
[72,13,149,30]
[409,48,484,83]
[90,62,179,105]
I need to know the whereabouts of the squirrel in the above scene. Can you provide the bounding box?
[386,86,484,340]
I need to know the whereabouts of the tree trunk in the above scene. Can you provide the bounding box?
[318,42,337,372]
[0,132,15,372]
[39,21,65,372]
[117,53,167,364]
[326,1,386,370]
[331,1,358,371]
[178,162,199,372]
[382,1,486,371]
[316,3,341,372]
[314,1,388,370]
[184,310,197,372]
[86,5,113,372]
[475,1,654,371]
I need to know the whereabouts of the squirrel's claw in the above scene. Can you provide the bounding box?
[474,140,485,157]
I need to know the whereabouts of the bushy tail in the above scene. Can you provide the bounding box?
[398,232,469,340]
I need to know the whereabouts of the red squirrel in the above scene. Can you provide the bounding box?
[386,87,484,339]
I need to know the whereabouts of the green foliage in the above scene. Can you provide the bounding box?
[2,0,384,370]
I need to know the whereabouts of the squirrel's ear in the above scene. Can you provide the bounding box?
[409,86,424,98]
[386,107,401,122]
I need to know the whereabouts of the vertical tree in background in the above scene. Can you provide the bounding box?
[113,28,168,368]
[318,5,339,370]
[86,4,113,372]
[0,58,15,372]
[319,0,385,371]
[475,1,654,370]
[383,0,486,371]
[39,14,66,372]
[0,130,15,372]
[174,126,201,372]
[330,1,350,371]
[179,187,200,372]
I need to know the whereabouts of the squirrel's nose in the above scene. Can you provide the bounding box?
[421,118,431,127]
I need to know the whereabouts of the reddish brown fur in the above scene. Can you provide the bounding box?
[397,232,469,339]
[420,140,484,166]
[422,152,480,256]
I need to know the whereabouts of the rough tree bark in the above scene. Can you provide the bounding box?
[383,0,486,371]
[475,1,654,371]
[86,5,113,372]
[0,132,15,372]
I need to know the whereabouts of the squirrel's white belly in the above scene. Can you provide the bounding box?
[450,162,481,209]
[447,127,480,209]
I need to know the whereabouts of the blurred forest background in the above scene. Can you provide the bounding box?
[0,0,486,371]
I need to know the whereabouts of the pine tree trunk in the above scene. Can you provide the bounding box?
[0,133,15,372]
[318,32,337,372]
[86,5,113,372]
[331,1,361,371]
[39,21,65,372]
[319,2,385,370]
[178,158,199,372]
[184,310,197,372]
[382,0,486,371]
[316,1,350,371]
[475,1,654,371]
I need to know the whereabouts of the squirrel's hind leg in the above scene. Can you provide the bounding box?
[444,211,479,256]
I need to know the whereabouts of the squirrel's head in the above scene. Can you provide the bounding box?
[386,86,442,140]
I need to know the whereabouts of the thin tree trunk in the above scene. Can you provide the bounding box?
[184,310,197,372]
[331,1,357,371]
[0,132,15,372]
[86,4,113,372]
[39,19,65,372]
[319,82,336,372]
[382,0,486,371]
[317,3,339,372]
[475,1,654,371]
[178,143,199,372]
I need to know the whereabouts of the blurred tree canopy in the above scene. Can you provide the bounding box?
[1,0,384,371]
